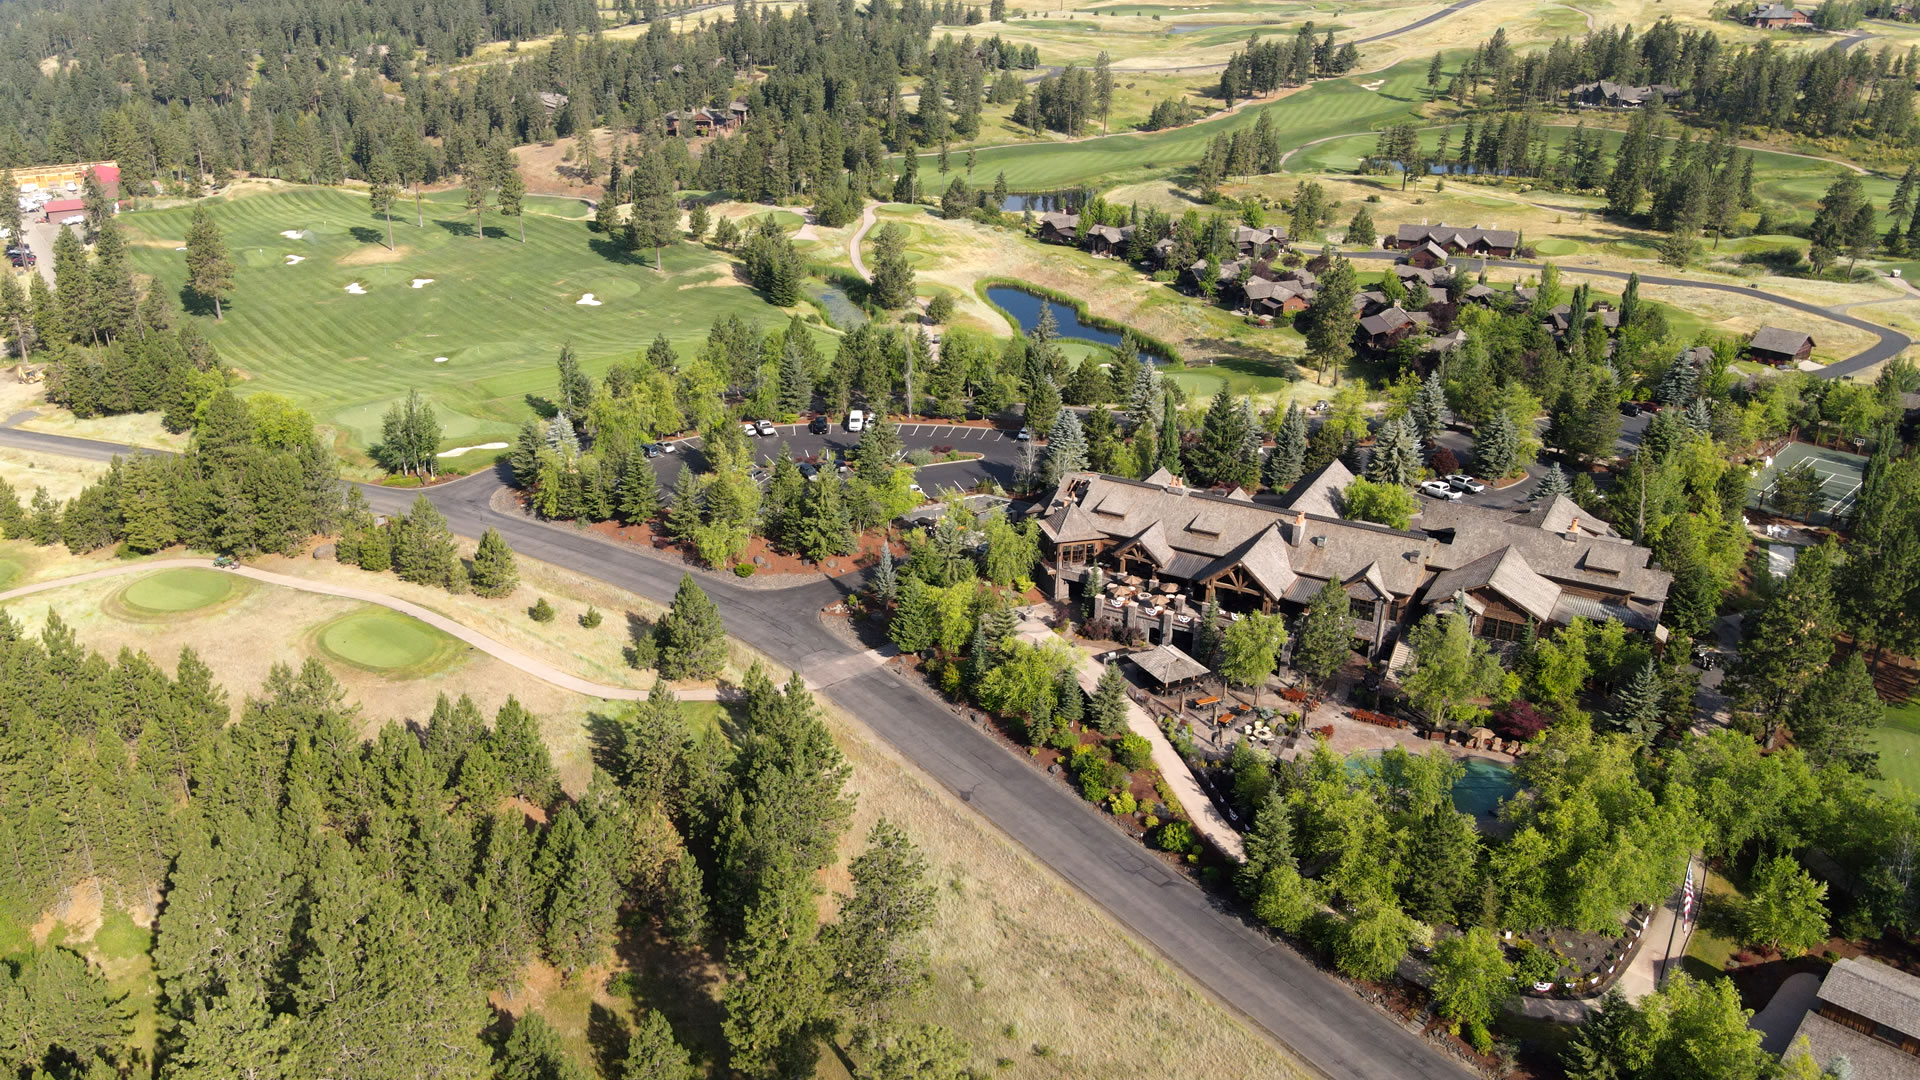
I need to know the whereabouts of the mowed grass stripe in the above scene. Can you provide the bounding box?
[125,186,804,454]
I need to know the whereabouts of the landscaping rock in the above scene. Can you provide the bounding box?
[753,555,768,566]
[1048,763,1061,775]
[313,543,336,560]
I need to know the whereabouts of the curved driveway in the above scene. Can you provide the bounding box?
[1355,0,1488,44]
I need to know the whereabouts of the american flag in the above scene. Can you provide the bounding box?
[1681,865,1697,924]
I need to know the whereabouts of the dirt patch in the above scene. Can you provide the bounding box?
[335,244,413,266]
[30,878,104,946]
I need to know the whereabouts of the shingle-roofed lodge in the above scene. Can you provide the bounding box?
[1036,463,1672,659]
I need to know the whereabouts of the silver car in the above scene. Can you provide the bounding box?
[1445,473,1486,494]
[1418,480,1463,500]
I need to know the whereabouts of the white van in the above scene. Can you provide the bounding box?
[847,409,865,433]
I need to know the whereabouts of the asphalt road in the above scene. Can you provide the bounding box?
[1348,251,1911,379]
[1353,0,1489,44]
[0,415,1472,1080]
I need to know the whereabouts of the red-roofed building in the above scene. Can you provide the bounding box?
[86,164,120,202]
[41,197,86,221]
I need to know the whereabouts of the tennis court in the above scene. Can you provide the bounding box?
[1747,442,1868,525]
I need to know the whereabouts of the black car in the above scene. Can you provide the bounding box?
[6,247,33,268]
[1619,402,1642,417]
[808,415,830,434]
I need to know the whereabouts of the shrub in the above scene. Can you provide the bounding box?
[1466,1021,1493,1055]
[529,597,555,623]
[1106,790,1138,815]
[1155,820,1195,852]
[1428,446,1460,475]
[1115,732,1154,771]
[579,606,603,629]
[1491,700,1548,742]
[905,448,935,466]
[733,563,756,577]
[931,444,954,455]
[926,293,955,323]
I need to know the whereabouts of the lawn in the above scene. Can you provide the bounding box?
[121,185,808,456]
[1871,698,1920,795]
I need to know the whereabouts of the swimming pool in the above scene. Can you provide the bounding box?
[1452,757,1521,822]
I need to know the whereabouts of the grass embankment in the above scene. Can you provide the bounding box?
[120,184,816,456]
[1872,698,1920,795]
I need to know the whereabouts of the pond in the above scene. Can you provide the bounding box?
[1452,756,1522,825]
[811,283,867,329]
[1002,192,1071,213]
[987,285,1167,364]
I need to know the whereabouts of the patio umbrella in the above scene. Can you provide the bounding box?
[1158,581,1179,594]
[1121,574,1143,586]
[1469,726,1495,742]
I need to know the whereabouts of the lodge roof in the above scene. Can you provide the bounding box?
[1749,326,1813,354]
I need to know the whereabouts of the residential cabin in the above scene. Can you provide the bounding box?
[1389,223,1519,257]
[1568,81,1680,108]
[1745,4,1813,27]
[1086,223,1135,257]
[1784,958,1920,1079]
[1358,306,1418,349]
[665,101,747,136]
[1746,326,1814,366]
[1232,225,1290,258]
[1038,211,1081,245]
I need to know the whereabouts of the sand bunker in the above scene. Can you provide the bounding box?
[344,282,367,294]
[436,442,509,458]
[174,246,186,252]
[284,254,305,265]
[1360,80,1385,91]
[280,229,306,240]
[433,357,449,363]
[411,278,434,288]
[575,293,603,306]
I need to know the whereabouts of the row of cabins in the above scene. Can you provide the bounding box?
[1567,80,1681,109]
[664,101,749,136]
[1037,212,1291,263]
[1037,460,1673,662]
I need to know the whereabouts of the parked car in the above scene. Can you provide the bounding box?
[808,415,830,434]
[740,421,757,438]
[1418,480,1464,500]
[1015,426,1032,441]
[1619,402,1642,417]
[798,462,819,480]
[7,247,34,268]
[847,409,865,433]
[656,440,676,453]
[1445,473,1486,494]
[755,419,776,436]
[59,214,84,227]
[641,443,665,459]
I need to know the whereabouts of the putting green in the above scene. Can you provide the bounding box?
[312,608,463,677]
[116,569,244,616]
[1531,238,1579,256]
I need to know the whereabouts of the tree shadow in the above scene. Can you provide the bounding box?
[524,394,558,420]
[177,285,221,318]
[348,226,384,246]
[588,235,645,265]
[435,218,478,239]
[613,918,728,1074]
[586,1002,631,1078]
[584,709,628,777]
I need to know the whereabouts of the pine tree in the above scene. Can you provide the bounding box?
[469,527,519,597]
[1366,415,1422,486]
[870,544,898,604]
[665,464,704,541]
[1411,369,1448,445]
[660,849,709,948]
[1291,576,1353,690]
[687,203,710,243]
[498,1013,589,1080]
[654,574,728,680]
[647,333,678,372]
[776,332,813,417]
[825,818,937,1009]
[394,495,462,589]
[795,469,854,561]
[869,223,916,309]
[556,342,594,418]
[538,805,620,976]
[723,878,830,1079]
[368,154,399,250]
[622,1010,695,1080]
[620,447,662,523]
[1476,410,1522,479]
[183,205,234,319]
[1605,659,1663,745]
[1083,662,1126,734]
[1531,462,1571,501]
[1265,400,1308,491]
[1044,407,1088,484]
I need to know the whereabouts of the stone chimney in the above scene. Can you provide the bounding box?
[1291,511,1307,546]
